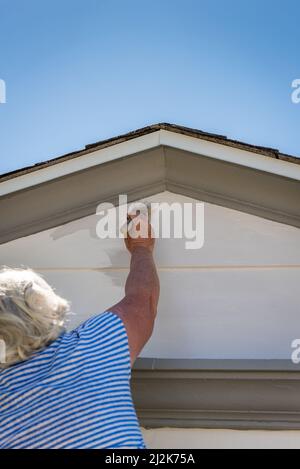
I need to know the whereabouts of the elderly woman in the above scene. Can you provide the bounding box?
[0,219,159,449]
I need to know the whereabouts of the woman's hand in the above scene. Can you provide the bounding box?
[124,213,155,254]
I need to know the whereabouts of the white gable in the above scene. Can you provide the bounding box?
[1,191,299,359]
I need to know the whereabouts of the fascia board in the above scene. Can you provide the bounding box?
[160,130,300,182]
[0,131,161,197]
[1,129,300,198]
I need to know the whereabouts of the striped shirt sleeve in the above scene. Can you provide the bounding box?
[74,311,132,380]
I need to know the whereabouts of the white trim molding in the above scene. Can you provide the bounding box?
[160,130,300,181]
[1,124,300,198]
[0,132,161,197]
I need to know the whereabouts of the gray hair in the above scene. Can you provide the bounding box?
[0,268,70,367]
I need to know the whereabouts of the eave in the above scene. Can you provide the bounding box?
[0,124,299,245]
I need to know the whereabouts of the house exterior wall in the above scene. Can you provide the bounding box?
[142,428,300,449]
[0,191,299,359]
[1,190,300,446]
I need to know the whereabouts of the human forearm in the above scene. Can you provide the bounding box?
[125,246,160,317]
[109,215,160,365]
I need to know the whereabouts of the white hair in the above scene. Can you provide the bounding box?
[0,268,70,367]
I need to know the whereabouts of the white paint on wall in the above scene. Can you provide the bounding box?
[0,191,299,359]
[142,427,300,449]
[40,268,300,359]
[1,192,300,269]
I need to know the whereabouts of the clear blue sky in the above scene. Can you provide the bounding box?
[0,0,300,174]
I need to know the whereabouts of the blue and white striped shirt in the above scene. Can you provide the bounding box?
[0,312,146,449]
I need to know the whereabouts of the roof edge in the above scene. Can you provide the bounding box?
[0,122,299,184]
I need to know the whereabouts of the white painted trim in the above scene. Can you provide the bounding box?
[160,130,300,181]
[1,129,300,197]
[0,132,160,197]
